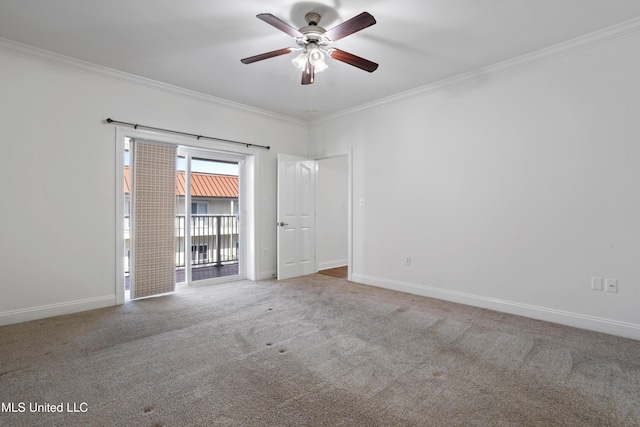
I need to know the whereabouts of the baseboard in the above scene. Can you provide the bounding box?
[351,274,640,341]
[257,270,277,281]
[317,259,348,271]
[0,296,116,326]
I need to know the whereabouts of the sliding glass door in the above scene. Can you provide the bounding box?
[121,135,249,303]
[177,147,242,286]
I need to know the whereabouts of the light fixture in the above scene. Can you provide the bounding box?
[241,11,378,85]
[291,42,328,73]
[291,51,308,71]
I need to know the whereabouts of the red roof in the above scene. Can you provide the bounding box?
[124,167,238,198]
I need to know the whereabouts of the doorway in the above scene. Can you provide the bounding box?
[316,155,349,275]
[276,153,350,281]
[119,133,252,303]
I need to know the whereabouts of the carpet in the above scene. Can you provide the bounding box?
[1,274,639,426]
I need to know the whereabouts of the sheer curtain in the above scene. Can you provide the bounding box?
[130,139,177,299]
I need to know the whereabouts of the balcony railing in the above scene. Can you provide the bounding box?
[176,214,239,268]
[124,214,239,274]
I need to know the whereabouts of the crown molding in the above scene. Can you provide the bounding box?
[3,15,640,129]
[0,37,307,127]
[310,16,640,125]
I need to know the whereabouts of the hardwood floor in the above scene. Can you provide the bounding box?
[318,266,348,279]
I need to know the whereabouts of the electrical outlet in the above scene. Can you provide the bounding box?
[405,256,411,266]
[605,279,618,293]
[359,198,366,207]
[591,277,603,291]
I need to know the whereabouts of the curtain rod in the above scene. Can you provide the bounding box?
[105,118,271,150]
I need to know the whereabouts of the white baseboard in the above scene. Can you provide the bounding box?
[351,273,640,341]
[317,259,348,271]
[257,270,277,281]
[0,296,116,326]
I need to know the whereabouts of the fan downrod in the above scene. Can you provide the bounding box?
[305,12,321,26]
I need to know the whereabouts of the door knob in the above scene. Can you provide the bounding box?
[278,222,289,226]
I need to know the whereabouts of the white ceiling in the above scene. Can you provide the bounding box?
[2,1,640,121]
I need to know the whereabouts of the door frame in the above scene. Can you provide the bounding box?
[275,148,353,282]
[115,126,259,305]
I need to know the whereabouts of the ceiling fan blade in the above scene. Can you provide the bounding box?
[257,13,303,38]
[325,12,376,41]
[301,60,315,85]
[328,49,379,72]
[241,48,293,64]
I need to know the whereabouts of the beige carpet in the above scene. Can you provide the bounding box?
[1,274,639,426]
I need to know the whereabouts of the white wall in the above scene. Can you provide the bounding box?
[4,28,640,341]
[316,156,348,270]
[309,32,640,340]
[0,45,308,324]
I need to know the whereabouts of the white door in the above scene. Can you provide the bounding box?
[277,154,316,280]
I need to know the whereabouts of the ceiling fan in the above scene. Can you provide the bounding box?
[241,11,378,85]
